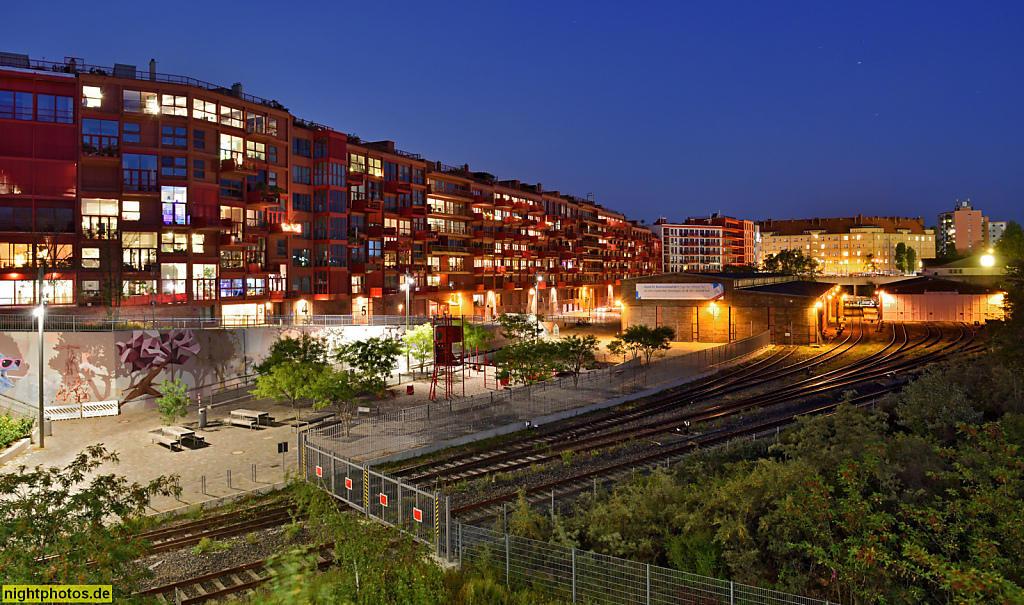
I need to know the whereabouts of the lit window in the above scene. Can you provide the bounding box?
[219,105,243,129]
[161,186,188,225]
[160,232,187,253]
[82,247,100,268]
[160,94,187,116]
[192,233,205,254]
[82,86,102,108]
[122,200,140,221]
[192,99,216,122]
[220,133,244,162]
[123,90,158,114]
[246,140,265,161]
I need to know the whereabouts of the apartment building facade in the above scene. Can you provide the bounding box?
[0,54,661,320]
[758,216,935,275]
[651,214,758,273]
[937,199,984,256]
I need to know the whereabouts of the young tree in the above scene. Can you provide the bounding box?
[252,361,318,426]
[498,312,544,341]
[894,242,907,273]
[308,367,360,437]
[253,332,329,376]
[401,323,434,374]
[996,220,1024,260]
[556,334,599,387]
[458,320,494,352]
[156,377,190,426]
[0,445,179,589]
[335,337,403,398]
[905,246,917,274]
[495,339,562,387]
[609,325,675,366]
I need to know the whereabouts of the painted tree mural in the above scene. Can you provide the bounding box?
[116,330,201,404]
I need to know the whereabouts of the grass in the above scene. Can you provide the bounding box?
[192,537,236,555]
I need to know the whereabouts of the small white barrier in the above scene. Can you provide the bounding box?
[82,400,119,418]
[44,403,81,421]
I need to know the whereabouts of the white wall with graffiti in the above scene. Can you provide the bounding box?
[0,324,404,418]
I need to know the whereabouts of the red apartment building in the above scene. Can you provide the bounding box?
[0,54,661,321]
[650,214,758,273]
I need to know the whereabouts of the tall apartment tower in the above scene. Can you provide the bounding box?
[938,200,984,255]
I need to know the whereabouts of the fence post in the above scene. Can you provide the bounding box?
[227,469,231,489]
[730,580,735,604]
[571,548,577,603]
[505,533,510,587]
[647,563,651,604]
[331,456,336,495]
[445,496,451,563]
[458,520,463,569]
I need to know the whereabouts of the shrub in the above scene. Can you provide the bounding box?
[0,415,33,450]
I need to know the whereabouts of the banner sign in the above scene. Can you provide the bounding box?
[635,283,725,301]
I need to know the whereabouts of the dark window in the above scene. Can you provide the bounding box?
[122,154,157,191]
[276,237,286,256]
[330,244,346,267]
[82,119,119,155]
[0,91,33,120]
[37,94,73,123]
[193,129,205,149]
[413,168,424,184]
[313,137,327,159]
[123,122,140,143]
[329,190,346,213]
[161,156,186,178]
[384,161,398,181]
[292,275,311,294]
[399,164,411,182]
[292,138,311,158]
[268,145,277,163]
[292,165,310,185]
[329,216,346,240]
[162,126,186,146]
[292,248,311,267]
[220,179,243,198]
[292,193,311,212]
[193,159,205,179]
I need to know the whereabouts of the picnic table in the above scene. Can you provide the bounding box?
[155,425,204,450]
[229,408,272,429]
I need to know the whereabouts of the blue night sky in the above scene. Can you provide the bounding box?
[7,1,1024,227]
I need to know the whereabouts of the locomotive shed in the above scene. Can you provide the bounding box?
[620,273,837,345]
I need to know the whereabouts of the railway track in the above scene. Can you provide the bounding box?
[135,542,336,604]
[138,502,299,555]
[425,322,978,521]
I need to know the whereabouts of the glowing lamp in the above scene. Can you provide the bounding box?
[980,255,995,267]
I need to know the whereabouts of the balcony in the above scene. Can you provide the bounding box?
[502,282,518,290]
[365,225,383,238]
[428,182,472,199]
[472,193,494,206]
[413,229,439,241]
[220,158,259,176]
[351,199,382,213]
[347,171,365,185]
[384,240,412,252]
[192,217,236,231]
[384,180,412,195]
[349,262,367,274]
[399,205,426,218]
[431,245,471,255]
[245,189,282,209]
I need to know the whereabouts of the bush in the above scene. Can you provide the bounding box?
[0,415,33,450]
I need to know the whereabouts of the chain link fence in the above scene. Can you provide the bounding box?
[453,521,836,605]
[0,313,459,332]
[307,332,770,462]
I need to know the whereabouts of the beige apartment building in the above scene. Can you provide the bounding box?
[758,216,935,275]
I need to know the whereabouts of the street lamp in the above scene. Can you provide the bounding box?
[401,271,414,372]
[32,302,45,449]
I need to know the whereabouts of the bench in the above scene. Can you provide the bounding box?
[228,417,257,430]
[153,434,181,451]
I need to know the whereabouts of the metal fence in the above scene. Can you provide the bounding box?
[0,313,479,332]
[453,522,836,605]
[306,331,771,462]
[299,437,450,556]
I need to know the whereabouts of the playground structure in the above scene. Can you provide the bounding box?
[429,316,464,401]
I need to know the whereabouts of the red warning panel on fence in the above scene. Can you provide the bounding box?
[413,507,423,523]
[315,466,322,477]
[380,493,388,507]
[345,477,353,490]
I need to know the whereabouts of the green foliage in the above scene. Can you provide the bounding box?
[554,334,598,387]
[335,336,403,397]
[608,324,675,366]
[895,242,907,273]
[252,361,319,426]
[156,377,190,426]
[253,332,329,376]
[761,249,818,275]
[458,320,494,351]
[191,537,235,555]
[494,339,562,387]
[905,246,918,273]
[0,445,179,594]
[308,367,360,436]
[996,220,1024,260]
[498,313,544,341]
[402,323,435,371]
[0,414,33,450]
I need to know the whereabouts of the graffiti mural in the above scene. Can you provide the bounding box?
[53,345,90,407]
[0,354,22,395]
[116,330,201,404]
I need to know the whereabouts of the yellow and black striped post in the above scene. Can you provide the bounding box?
[434,496,440,542]
[363,467,369,513]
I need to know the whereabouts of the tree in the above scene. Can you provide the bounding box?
[498,312,543,341]
[156,377,189,426]
[905,246,917,274]
[458,320,494,352]
[609,325,675,366]
[253,333,329,376]
[252,361,318,426]
[761,249,818,276]
[335,337,403,398]
[308,367,360,437]
[996,220,1024,260]
[555,334,599,387]
[401,323,434,374]
[895,242,907,273]
[495,339,562,387]
[0,445,178,591]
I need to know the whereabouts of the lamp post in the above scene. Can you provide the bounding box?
[33,298,46,449]
[401,271,413,372]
